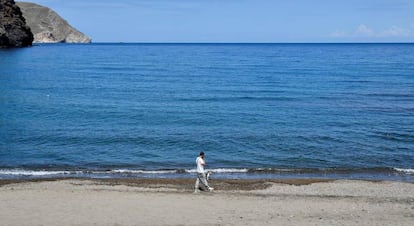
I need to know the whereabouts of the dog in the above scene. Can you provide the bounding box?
[206,170,212,181]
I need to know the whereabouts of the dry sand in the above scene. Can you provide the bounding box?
[0,178,413,225]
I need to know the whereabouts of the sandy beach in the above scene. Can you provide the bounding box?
[0,178,413,225]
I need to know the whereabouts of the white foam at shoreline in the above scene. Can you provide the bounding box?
[112,169,177,174]
[114,168,249,174]
[1,168,413,177]
[0,168,251,176]
[0,169,72,176]
[394,168,414,174]
[185,168,249,173]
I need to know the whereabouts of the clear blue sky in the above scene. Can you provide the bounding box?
[28,0,414,43]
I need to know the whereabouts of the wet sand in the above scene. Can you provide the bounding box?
[1,178,413,225]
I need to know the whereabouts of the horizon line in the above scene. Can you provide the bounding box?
[35,42,414,45]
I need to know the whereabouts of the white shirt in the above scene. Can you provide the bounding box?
[196,156,205,173]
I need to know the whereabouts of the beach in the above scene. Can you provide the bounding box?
[1,178,413,225]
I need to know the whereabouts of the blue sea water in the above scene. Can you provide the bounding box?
[0,43,413,181]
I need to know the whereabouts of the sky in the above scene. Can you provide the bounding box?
[27,0,414,43]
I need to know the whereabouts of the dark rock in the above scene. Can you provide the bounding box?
[0,0,33,47]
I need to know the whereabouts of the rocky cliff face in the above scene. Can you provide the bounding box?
[0,0,33,47]
[16,2,91,43]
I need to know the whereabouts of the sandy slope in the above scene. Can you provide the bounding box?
[0,179,413,225]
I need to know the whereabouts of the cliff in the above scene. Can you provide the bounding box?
[16,2,91,43]
[0,0,33,47]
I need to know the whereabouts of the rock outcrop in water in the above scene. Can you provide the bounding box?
[16,2,91,43]
[0,0,33,47]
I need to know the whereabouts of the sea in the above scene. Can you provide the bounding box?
[0,43,413,181]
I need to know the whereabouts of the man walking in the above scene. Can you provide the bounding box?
[194,151,214,193]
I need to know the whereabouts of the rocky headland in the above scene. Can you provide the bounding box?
[0,0,33,47]
[16,1,91,43]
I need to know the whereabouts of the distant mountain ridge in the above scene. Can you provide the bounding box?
[16,1,91,43]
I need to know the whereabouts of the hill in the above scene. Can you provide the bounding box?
[16,1,91,43]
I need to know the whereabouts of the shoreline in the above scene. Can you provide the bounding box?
[1,178,413,225]
[1,166,413,182]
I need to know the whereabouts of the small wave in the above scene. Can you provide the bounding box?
[211,168,249,173]
[0,168,250,177]
[0,169,76,176]
[108,168,250,174]
[185,168,249,173]
[111,169,177,174]
[246,167,399,174]
[394,168,414,174]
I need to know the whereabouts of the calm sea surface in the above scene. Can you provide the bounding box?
[0,43,413,181]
